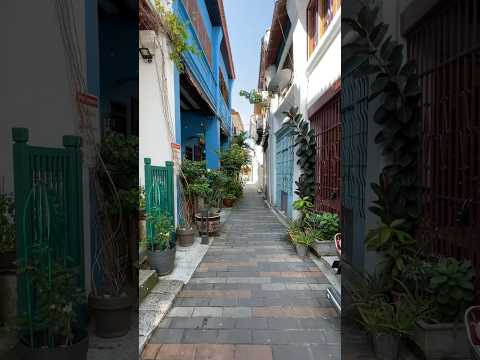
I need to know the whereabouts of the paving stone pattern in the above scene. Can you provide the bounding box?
[143,187,340,360]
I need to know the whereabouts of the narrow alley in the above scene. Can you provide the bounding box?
[143,186,340,360]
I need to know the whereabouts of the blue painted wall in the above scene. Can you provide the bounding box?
[174,0,233,169]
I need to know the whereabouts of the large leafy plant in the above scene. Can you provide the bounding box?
[343,5,421,229]
[366,219,416,278]
[427,257,475,323]
[284,108,316,199]
[0,193,15,253]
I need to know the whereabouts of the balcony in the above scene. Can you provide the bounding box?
[177,0,232,135]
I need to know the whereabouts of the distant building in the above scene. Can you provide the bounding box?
[231,110,244,137]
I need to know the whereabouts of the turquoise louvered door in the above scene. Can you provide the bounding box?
[275,127,294,218]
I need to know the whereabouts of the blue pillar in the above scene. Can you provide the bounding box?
[205,116,220,169]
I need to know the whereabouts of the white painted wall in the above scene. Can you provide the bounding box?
[139,30,176,186]
[263,0,341,219]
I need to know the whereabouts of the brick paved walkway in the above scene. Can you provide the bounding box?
[143,186,340,360]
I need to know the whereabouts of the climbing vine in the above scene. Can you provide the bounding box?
[343,5,421,230]
[155,1,197,72]
[284,107,316,200]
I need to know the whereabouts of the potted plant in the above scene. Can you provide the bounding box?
[412,257,474,359]
[289,228,314,257]
[16,245,88,360]
[222,193,236,208]
[194,170,225,235]
[146,210,175,275]
[176,182,195,247]
[307,212,340,256]
[89,132,136,338]
[0,193,15,270]
[353,277,432,360]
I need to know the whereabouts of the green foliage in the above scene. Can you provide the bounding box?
[98,131,139,216]
[288,228,315,247]
[366,219,416,278]
[283,108,316,199]
[0,193,15,253]
[223,177,243,199]
[139,186,146,210]
[293,196,313,213]
[343,4,421,227]
[17,244,86,348]
[305,212,340,242]
[155,1,198,73]
[181,160,207,184]
[219,144,251,175]
[427,257,475,323]
[234,131,253,151]
[239,89,269,105]
[147,211,174,251]
[357,295,426,337]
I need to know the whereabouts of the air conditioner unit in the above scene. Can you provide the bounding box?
[267,69,293,94]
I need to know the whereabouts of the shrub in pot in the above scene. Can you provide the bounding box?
[306,212,339,256]
[412,257,475,359]
[288,227,314,257]
[16,245,88,360]
[356,289,429,360]
[146,210,175,275]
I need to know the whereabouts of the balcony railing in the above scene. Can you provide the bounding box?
[181,0,212,66]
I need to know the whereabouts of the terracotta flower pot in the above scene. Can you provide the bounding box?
[223,198,235,208]
[176,227,195,247]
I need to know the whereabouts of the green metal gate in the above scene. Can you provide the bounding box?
[144,158,175,243]
[12,128,85,326]
[275,126,294,218]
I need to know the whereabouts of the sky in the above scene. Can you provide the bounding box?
[223,0,276,131]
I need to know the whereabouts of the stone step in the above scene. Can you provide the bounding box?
[139,280,183,353]
[139,269,158,303]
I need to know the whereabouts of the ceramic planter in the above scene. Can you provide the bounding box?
[372,333,400,360]
[313,240,337,256]
[17,332,88,360]
[295,244,309,257]
[148,246,176,275]
[223,198,235,208]
[195,213,221,235]
[176,227,195,247]
[413,319,470,359]
[89,293,132,338]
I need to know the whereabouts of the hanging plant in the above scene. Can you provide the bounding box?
[284,107,316,199]
[155,1,197,73]
[343,4,421,230]
[239,90,270,108]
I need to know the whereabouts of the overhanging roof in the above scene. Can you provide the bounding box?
[265,0,288,67]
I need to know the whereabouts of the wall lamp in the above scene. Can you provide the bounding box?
[139,47,153,63]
